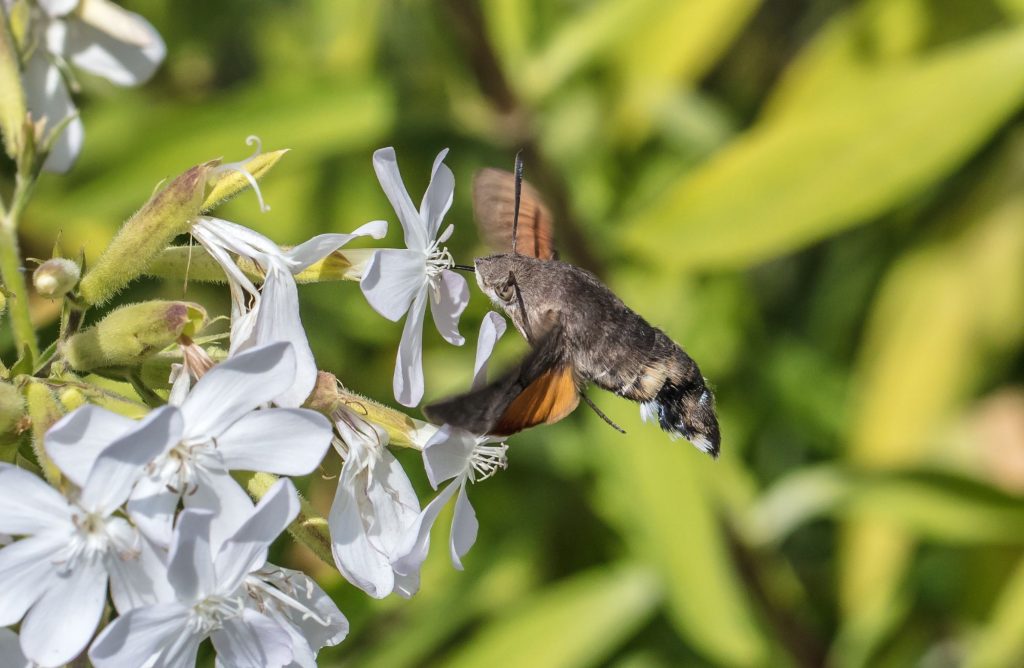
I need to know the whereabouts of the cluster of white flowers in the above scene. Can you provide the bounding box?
[1,4,517,665]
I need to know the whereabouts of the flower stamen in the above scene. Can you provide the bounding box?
[210,135,271,213]
[468,442,508,483]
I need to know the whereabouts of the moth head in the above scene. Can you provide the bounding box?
[474,254,520,307]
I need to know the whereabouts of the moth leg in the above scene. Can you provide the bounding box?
[580,393,626,434]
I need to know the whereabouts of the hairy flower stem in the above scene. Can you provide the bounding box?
[0,174,40,362]
[242,471,334,569]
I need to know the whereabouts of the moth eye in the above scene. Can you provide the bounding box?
[497,282,515,302]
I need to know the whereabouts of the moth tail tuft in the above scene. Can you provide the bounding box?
[643,383,721,458]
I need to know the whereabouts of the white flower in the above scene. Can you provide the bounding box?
[15,0,166,172]
[360,147,470,407]
[191,145,387,407]
[0,406,180,667]
[48,342,334,548]
[90,478,345,668]
[328,403,421,599]
[393,312,508,575]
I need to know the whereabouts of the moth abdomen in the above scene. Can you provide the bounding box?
[641,378,720,458]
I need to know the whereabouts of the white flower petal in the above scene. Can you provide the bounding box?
[328,463,394,598]
[80,405,183,515]
[394,288,428,407]
[359,248,428,322]
[0,627,29,668]
[217,408,332,475]
[473,312,507,390]
[166,509,216,603]
[429,269,469,346]
[187,468,256,549]
[23,52,83,174]
[422,426,473,489]
[66,2,165,86]
[373,147,426,250]
[391,479,460,577]
[214,479,299,593]
[108,531,174,612]
[284,220,388,271]
[250,267,317,407]
[366,449,421,555]
[45,404,135,486]
[0,534,63,625]
[266,566,348,653]
[0,464,70,535]
[20,558,107,668]
[212,608,292,668]
[180,342,296,439]
[449,481,478,570]
[419,149,454,241]
[37,0,76,17]
[89,603,192,668]
[127,474,179,548]
[393,569,421,598]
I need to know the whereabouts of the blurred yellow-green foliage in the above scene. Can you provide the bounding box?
[7,0,1024,665]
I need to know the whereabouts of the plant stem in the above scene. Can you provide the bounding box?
[0,173,39,362]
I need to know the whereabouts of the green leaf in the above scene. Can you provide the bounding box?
[625,27,1024,270]
[441,563,660,668]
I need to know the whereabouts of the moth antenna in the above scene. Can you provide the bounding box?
[452,264,476,273]
[581,393,626,434]
[511,149,524,255]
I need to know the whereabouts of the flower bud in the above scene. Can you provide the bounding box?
[306,372,437,449]
[0,380,25,448]
[202,145,289,212]
[64,300,207,371]
[32,258,81,298]
[79,162,215,305]
[0,9,25,160]
[23,380,62,485]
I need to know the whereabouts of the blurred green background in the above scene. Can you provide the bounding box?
[8,0,1024,665]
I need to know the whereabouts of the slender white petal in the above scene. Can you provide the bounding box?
[215,479,299,593]
[250,267,316,407]
[429,269,469,346]
[393,569,421,598]
[89,603,192,668]
[419,149,454,241]
[473,312,507,390]
[212,608,293,668]
[0,464,70,535]
[284,220,388,271]
[65,2,165,86]
[366,450,421,555]
[37,0,77,16]
[394,287,428,407]
[107,532,174,612]
[187,468,256,549]
[359,248,428,322]
[80,405,183,515]
[23,52,83,174]
[127,474,179,547]
[449,481,478,570]
[265,566,348,654]
[166,509,216,603]
[217,408,332,475]
[422,426,473,489]
[0,627,29,668]
[373,147,426,250]
[0,534,63,625]
[45,404,135,486]
[329,463,395,598]
[20,559,107,668]
[391,480,460,577]
[179,342,296,439]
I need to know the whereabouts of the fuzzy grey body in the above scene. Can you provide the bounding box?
[473,253,720,456]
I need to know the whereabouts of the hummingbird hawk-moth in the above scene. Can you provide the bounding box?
[424,156,721,457]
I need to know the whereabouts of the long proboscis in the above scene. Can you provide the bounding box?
[511,149,524,255]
